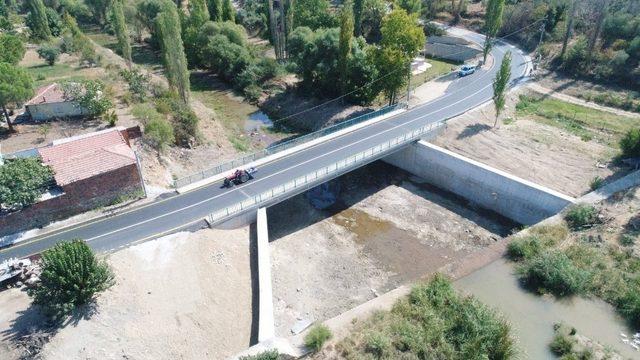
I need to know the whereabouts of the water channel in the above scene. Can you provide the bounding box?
[455,258,637,359]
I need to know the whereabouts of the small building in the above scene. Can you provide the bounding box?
[0,128,145,237]
[24,83,88,122]
[425,35,482,63]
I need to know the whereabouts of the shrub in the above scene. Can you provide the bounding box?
[0,157,54,211]
[365,331,392,357]
[517,251,590,296]
[61,80,113,116]
[550,332,574,355]
[239,350,279,360]
[304,324,332,352]
[145,117,174,152]
[28,240,114,320]
[619,234,636,246]
[589,176,604,191]
[617,284,640,327]
[507,236,543,261]
[37,43,60,65]
[120,68,151,102]
[619,128,640,158]
[565,204,600,230]
[104,110,117,127]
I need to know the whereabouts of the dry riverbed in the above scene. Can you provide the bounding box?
[268,162,516,336]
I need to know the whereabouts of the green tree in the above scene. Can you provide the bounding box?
[376,8,425,104]
[37,43,61,65]
[110,0,132,67]
[222,0,235,22]
[145,117,174,153]
[61,80,114,116]
[182,0,210,66]
[620,128,640,158]
[398,0,421,15]
[27,0,51,40]
[85,0,111,24]
[292,0,336,29]
[492,51,511,126]
[156,0,190,103]
[62,13,98,66]
[482,0,505,63]
[0,158,53,211]
[339,1,354,96]
[208,0,222,21]
[0,34,25,65]
[28,240,115,320]
[0,63,34,132]
[353,0,363,36]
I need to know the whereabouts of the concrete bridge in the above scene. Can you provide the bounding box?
[1,28,534,261]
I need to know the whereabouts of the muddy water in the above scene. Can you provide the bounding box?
[455,258,637,359]
[333,208,461,288]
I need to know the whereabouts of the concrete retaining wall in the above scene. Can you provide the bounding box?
[384,141,575,225]
[256,207,275,342]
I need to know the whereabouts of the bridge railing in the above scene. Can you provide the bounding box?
[174,104,403,189]
[206,120,445,225]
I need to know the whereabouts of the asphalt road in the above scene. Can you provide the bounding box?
[0,31,529,261]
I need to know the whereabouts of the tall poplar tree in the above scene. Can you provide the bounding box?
[339,1,354,96]
[111,0,132,67]
[492,51,511,127]
[156,0,190,103]
[222,0,235,21]
[482,0,505,63]
[27,0,51,40]
[353,0,363,36]
[208,0,223,21]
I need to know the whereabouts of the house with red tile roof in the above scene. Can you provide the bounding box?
[0,127,145,237]
[24,83,88,121]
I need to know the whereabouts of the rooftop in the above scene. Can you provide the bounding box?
[38,128,137,186]
[25,83,68,106]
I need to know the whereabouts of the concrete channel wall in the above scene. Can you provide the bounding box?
[384,141,575,225]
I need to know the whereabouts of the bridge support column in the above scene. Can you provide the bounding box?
[256,207,275,342]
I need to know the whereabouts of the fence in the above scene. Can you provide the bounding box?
[173,104,402,189]
[206,120,445,225]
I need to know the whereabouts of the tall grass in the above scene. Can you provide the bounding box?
[338,274,517,359]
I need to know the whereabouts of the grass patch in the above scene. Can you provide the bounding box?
[239,350,280,360]
[564,204,601,230]
[412,57,457,86]
[515,93,637,146]
[337,274,517,359]
[304,324,332,352]
[517,250,591,296]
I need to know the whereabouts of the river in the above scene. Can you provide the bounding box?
[454,258,637,359]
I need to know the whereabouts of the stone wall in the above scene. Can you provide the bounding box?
[0,164,143,238]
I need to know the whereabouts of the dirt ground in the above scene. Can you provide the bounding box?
[268,162,515,336]
[0,228,253,360]
[432,87,620,197]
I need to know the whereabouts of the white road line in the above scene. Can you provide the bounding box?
[83,46,522,243]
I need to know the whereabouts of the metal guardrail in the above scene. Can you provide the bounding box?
[173,104,403,189]
[206,120,445,225]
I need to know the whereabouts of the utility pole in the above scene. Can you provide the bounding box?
[535,15,547,69]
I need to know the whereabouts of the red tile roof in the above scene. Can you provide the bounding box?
[25,83,68,106]
[38,129,137,186]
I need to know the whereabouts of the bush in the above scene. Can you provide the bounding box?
[0,157,54,211]
[507,236,544,261]
[616,282,640,327]
[144,117,174,152]
[304,324,332,352]
[28,240,114,320]
[550,333,574,355]
[120,68,151,102]
[365,331,392,357]
[565,204,600,230]
[589,176,604,191]
[619,234,636,246]
[154,93,198,147]
[37,43,61,65]
[619,128,640,158]
[239,350,279,360]
[517,251,590,296]
[61,80,113,116]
